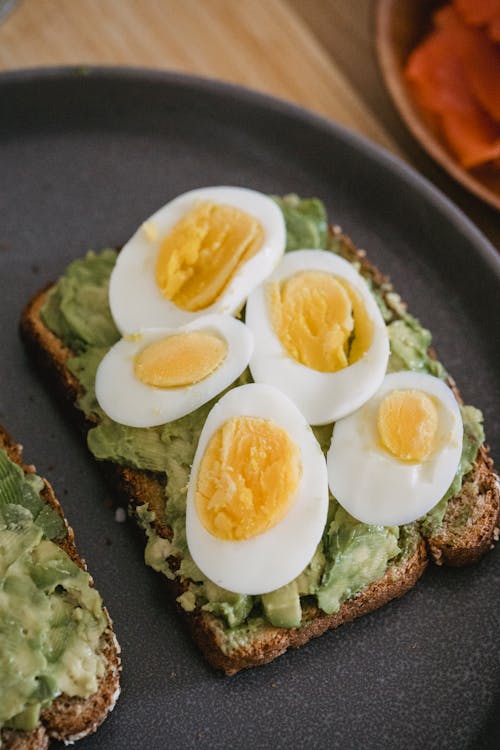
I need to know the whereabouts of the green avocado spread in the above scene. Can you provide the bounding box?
[0,448,107,731]
[40,195,484,640]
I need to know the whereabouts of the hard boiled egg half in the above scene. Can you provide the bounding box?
[327,371,463,526]
[245,249,390,426]
[95,315,253,427]
[109,186,286,334]
[186,383,329,595]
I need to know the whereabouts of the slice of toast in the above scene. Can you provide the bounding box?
[0,427,121,748]
[18,231,499,675]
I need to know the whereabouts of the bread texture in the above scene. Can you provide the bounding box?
[18,231,499,675]
[0,428,121,748]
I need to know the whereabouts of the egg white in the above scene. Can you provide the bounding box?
[109,186,286,334]
[245,249,390,426]
[327,371,463,526]
[186,383,329,595]
[95,315,254,428]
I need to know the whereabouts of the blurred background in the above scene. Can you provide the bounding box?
[0,0,498,249]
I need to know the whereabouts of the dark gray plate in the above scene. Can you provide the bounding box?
[0,68,499,750]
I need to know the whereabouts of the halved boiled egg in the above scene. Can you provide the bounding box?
[95,315,253,427]
[245,249,390,426]
[327,371,463,526]
[109,186,286,334]
[186,383,329,595]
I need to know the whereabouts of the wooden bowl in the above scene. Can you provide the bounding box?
[375,0,500,211]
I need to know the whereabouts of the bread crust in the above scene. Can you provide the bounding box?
[0,429,121,749]
[182,537,428,674]
[427,445,500,566]
[17,240,499,675]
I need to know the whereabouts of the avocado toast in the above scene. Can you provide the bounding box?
[0,427,121,748]
[19,195,499,674]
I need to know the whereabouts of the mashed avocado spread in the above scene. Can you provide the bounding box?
[40,195,484,637]
[0,448,108,731]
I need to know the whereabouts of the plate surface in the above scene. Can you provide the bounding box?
[0,68,499,750]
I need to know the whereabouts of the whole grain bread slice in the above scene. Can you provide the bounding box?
[18,236,499,675]
[0,428,121,749]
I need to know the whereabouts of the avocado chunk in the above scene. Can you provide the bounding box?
[262,581,302,628]
[317,506,400,615]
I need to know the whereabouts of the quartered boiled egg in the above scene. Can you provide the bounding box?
[109,186,286,334]
[245,249,390,426]
[95,314,253,427]
[327,371,463,526]
[186,383,329,595]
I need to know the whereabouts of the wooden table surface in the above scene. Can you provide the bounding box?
[0,0,498,250]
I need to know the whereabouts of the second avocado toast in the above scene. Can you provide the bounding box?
[0,427,121,748]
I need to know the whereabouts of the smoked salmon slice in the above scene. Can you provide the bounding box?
[489,14,500,41]
[405,2,500,168]
[453,0,500,27]
[436,6,500,121]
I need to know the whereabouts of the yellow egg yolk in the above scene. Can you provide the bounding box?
[377,389,438,462]
[134,330,227,388]
[155,201,264,312]
[195,416,302,541]
[268,270,373,372]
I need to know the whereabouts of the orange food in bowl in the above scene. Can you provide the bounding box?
[405,0,500,169]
